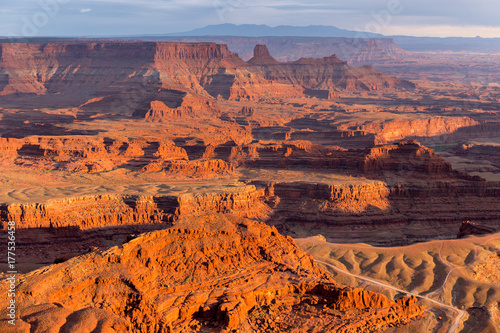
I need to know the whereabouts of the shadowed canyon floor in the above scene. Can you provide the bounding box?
[0,40,499,332]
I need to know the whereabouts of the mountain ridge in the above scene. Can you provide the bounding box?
[161,23,384,38]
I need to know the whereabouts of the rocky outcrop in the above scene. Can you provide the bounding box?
[457,221,498,238]
[362,139,454,174]
[1,194,177,229]
[247,44,280,65]
[0,136,233,173]
[264,181,390,208]
[0,185,268,229]
[133,93,219,121]
[141,159,234,176]
[263,178,500,245]
[357,116,481,144]
[0,215,424,332]
[206,139,458,176]
[304,88,339,99]
[0,137,22,155]
[246,45,415,92]
[0,42,418,110]
[239,106,254,116]
[154,36,417,65]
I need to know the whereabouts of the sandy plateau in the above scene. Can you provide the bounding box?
[0,40,498,332]
[297,233,500,332]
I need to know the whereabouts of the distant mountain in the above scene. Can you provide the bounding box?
[163,24,384,38]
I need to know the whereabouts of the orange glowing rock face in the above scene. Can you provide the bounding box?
[0,40,499,332]
[0,215,424,332]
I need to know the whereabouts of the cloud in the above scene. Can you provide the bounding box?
[1,0,500,37]
[382,24,500,38]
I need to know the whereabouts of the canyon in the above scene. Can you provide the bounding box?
[0,39,499,332]
[142,36,417,65]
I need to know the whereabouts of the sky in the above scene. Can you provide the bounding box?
[1,0,500,38]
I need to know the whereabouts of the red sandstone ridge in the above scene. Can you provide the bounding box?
[355,116,481,144]
[141,159,234,176]
[362,139,454,174]
[0,42,302,106]
[152,37,418,65]
[0,215,424,332]
[0,185,268,229]
[239,106,255,116]
[132,93,219,121]
[246,44,416,92]
[0,42,242,98]
[0,41,415,110]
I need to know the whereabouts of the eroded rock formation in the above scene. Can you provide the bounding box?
[152,36,416,65]
[0,185,268,229]
[0,41,417,111]
[2,138,499,246]
[0,215,424,332]
[246,45,415,92]
[458,221,498,238]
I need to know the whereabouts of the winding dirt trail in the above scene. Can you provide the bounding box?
[310,256,467,333]
[305,233,500,332]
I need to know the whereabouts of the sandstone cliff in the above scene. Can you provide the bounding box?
[151,36,416,65]
[203,139,457,176]
[0,215,424,332]
[0,41,416,111]
[0,42,240,98]
[362,139,454,174]
[0,136,237,174]
[357,117,481,144]
[246,45,415,93]
[0,185,268,229]
[264,177,500,245]
[3,136,498,246]
[0,42,301,107]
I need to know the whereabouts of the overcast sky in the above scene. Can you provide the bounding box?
[1,0,500,37]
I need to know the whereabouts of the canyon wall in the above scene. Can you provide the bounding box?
[0,41,417,111]
[246,45,415,92]
[0,185,268,229]
[3,138,497,244]
[2,176,498,245]
[148,36,415,65]
[0,135,455,174]
[0,41,301,106]
[359,117,481,144]
[264,179,500,245]
[0,136,238,174]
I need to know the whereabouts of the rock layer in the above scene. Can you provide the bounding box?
[0,185,268,229]
[246,45,415,92]
[0,41,416,110]
[0,215,424,332]
[265,178,500,245]
[151,36,416,65]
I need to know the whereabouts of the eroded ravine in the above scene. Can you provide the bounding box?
[299,233,500,333]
